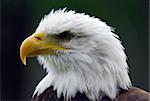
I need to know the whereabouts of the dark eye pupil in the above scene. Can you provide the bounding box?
[58,31,71,39]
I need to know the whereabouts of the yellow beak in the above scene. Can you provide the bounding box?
[20,32,66,65]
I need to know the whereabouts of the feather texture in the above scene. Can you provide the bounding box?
[33,8,132,100]
[32,87,150,101]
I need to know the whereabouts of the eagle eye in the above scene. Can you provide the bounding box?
[57,31,73,40]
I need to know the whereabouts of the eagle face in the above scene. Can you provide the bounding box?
[20,8,131,100]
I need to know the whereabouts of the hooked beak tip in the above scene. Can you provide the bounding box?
[20,52,27,65]
[22,58,27,65]
[20,42,27,66]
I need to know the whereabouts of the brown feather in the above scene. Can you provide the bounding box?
[32,87,150,101]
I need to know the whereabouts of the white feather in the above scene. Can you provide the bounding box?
[33,8,132,100]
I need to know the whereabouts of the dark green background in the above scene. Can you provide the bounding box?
[1,0,149,100]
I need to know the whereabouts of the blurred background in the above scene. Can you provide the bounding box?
[1,0,149,100]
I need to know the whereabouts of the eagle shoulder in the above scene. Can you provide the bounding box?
[115,87,150,101]
[32,86,149,101]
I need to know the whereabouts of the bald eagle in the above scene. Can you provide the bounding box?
[20,8,149,101]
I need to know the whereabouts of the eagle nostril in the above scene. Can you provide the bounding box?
[35,36,42,41]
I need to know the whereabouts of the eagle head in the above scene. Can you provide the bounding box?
[20,8,131,100]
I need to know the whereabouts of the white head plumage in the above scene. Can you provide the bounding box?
[33,8,131,100]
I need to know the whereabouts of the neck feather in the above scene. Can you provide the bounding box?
[37,37,131,100]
